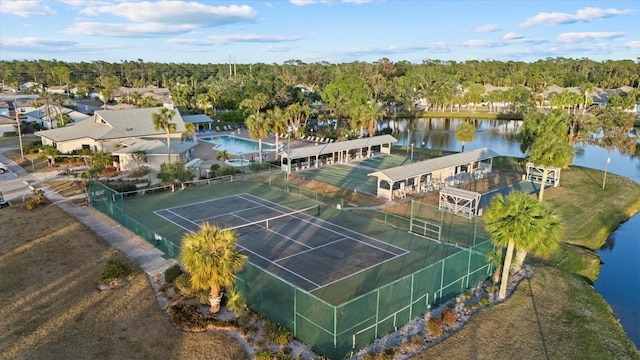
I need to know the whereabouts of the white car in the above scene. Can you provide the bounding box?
[0,163,9,173]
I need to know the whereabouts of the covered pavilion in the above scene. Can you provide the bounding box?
[279,135,397,173]
[368,147,500,200]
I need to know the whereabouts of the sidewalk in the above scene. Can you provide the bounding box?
[0,150,176,277]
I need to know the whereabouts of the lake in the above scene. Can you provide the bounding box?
[384,117,640,348]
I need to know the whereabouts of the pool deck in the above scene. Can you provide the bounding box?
[194,130,310,167]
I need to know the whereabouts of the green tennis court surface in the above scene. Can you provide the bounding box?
[155,193,407,291]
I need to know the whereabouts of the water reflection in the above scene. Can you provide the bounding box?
[599,234,616,252]
[382,117,639,180]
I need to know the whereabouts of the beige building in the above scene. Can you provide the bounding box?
[35,105,195,170]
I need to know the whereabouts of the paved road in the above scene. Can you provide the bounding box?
[0,148,176,277]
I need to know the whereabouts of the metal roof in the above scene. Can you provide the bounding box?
[35,106,186,142]
[368,147,499,182]
[439,187,481,199]
[183,114,213,124]
[113,138,197,155]
[281,134,397,159]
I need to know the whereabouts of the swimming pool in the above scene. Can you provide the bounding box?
[200,135,276,155]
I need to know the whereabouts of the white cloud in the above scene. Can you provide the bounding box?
[520,7,635,28]
[556,32,626,43]
[0,0,56,17]
[64,2,258,37]
[79,2,257,26]
[503,32,523,40]
[0,36,120,54]
[168,34,302,46]
[289,0,331,5]
[262,44,297,52]
[625,40,640,48]
[64,22,199,37]
[288,0,373,5]
[474,24,499,33]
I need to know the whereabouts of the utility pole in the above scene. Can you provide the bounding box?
[602,157,611,190]
[14,101,24,161]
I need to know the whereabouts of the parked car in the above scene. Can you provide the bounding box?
[0,192,8,208]
[0,163,9,174]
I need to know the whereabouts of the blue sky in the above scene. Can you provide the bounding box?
[0,0,638,64]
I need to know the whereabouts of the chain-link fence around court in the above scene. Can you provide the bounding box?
[88,179,494,360]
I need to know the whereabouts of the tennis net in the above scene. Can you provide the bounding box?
[226,204,320,235]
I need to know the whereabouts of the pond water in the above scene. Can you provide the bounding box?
[383,117,640,348]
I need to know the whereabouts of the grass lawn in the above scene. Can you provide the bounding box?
[0,204,248,360]
[417,264,640,360]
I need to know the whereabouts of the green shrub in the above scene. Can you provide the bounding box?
[99,258,132,285]
[173,273,198,298]
[426,317,443,337]
[479,296,490,306]
[249,162,273,171]
[217,166,237,176]
[276,351,292,360]
[164,264,183,283]
[254,350,273,360]
[264,321,293,346]
[209,163,220,172]
[441,308,457,326]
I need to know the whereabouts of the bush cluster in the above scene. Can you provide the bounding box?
[98,258,132,285]
[441,308,457,326]
[164,264,183,283]
[264,321,293,346]
[426,317,443,338]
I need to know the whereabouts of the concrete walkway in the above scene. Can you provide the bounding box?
[0,150,176,277]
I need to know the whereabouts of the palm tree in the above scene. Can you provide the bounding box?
[182,122,196,142]
[265,106,287,153]
[455,121,476,152]
[151,107,177,163]
[245,112,268,163]
[486,248,504,284]
[528,132,574,201]
[216,150,231,162]
[180,223,247,313]
[484,192,562,300]
[225,287,247,317]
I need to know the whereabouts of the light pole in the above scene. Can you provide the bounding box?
[602,157,611,190]
[14,102,24,162]
[411,143,414,160]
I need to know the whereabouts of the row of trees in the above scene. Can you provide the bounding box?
[3,58,639,117]
[3,58,639,95]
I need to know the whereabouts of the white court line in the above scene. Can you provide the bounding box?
[166,208,201,228]
[239,193,407,256]
[154,210,198,233]
[195,204,264,223]
[314,253,402,291]
[230,213,312,249]
[275,237,348,262]
[235,243,320,288]
[165,193,249,211]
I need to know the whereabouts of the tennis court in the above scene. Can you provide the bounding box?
[300,164,380,195]
[154,193,407,291]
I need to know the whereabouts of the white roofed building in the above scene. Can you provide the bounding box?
[35,105,193,170]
